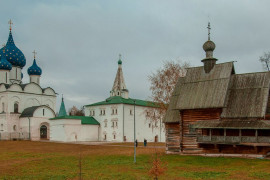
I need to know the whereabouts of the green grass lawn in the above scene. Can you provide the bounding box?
[1,141,270,180]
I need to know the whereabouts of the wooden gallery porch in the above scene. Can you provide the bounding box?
[193,120,270,154]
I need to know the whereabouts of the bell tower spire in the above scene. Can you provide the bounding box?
[110,54,129,99]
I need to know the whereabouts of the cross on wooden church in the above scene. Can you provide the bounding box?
[32,50,37,59]
[8,19,13,31]
[207,22,211,40]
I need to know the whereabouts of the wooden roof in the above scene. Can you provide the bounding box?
[193,120,270,129]
[163,78,183,123]
[221,72,270,118]
[164,61,270,123]
[176,62,234,109]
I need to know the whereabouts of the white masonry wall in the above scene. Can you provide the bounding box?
[50,119,99,142]
[85,104,165,142]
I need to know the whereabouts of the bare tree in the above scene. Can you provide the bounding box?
[259,52,270,71]
[146,60,189,128]
[69,106,85,116]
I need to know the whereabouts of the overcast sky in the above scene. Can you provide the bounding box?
[1,0,270,112]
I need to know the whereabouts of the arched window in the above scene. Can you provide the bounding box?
[5,72,7,83]
[14,102,19,113]
[13,125,16,131]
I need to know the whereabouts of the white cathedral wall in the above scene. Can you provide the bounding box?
[0,92,56,114]
[50,119,99,142]
[85,104,165,142]
[0,90,56,137]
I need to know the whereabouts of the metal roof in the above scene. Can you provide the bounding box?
[50,116,100,125]
[20,105,55,118]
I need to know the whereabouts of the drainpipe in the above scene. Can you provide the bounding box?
[98,124,100,141]
[123,104,124,141]
[160,118,161,142]
[28,117,31,140]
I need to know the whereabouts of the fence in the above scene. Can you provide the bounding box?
[0,132,30,140]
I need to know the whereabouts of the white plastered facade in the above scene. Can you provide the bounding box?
[84,104,165,142]
[50,119,99,142]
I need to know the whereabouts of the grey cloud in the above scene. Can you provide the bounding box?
[0,0,270,110]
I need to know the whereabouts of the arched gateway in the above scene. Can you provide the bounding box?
[40,125,47,139]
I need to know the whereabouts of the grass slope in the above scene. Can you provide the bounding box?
[0,141,270,179]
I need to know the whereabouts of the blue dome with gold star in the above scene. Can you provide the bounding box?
[28,59,42,76]
[0,52,12,71]
[0,31,26,68]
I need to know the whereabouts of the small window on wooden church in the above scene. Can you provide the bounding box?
[189,124,196,134]
[14,102,18,113]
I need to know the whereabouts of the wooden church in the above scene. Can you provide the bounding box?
[164,23,270,156]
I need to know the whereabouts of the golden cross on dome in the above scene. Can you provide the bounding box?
[8,19,13,31]
[32,50,37,59]
[207,22,211,41]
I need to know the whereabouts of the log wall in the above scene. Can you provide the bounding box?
[181,108,222,153]
[165,123,180,153]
